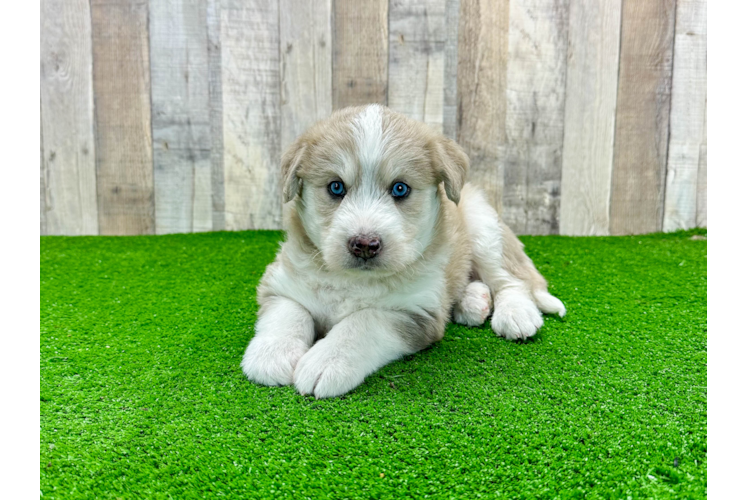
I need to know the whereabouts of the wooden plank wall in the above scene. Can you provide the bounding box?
[456,0,509,212]
[149,0,213,234]
[279,0,333,150]
[609,0,676,235]
[663,0,707,232]
[501,0,568,235]
[40,0,98,235]
[559,0,622,235]
[40,0,708,236]
[333,0,389,109]
[91,0,155,235]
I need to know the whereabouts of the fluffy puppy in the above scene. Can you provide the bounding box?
[241,105,565,398]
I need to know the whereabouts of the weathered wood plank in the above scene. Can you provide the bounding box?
[388,0,446,133]
[41,104,48,234]
[456,0,510,212]
[221,0,282,230]
[610,0,676,235]
[332,0,388,109]
[559,0,622,235]
[150,0,212,234]
[442,0,460,140]
[207,0,225,231]
[279,0,333,151]
[501,0,569,235]
[91,0,155,235]
[696,99,707,228]
[704,146,720,228]
[662,0,707,232]
[40,0,98,235]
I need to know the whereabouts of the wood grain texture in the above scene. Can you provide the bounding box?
[279,0,333,151]
[442,0,461,140]
[41,104,48,234]
[501,0,569,235]
[221,0,282,230]
[332,0,388,109]
[388,0,446,132]
[207,0,225,231]
[662,0,707,232]
[456,0,510,213]
[559,0,622,235]
[704,145,720,228]
[91,0,155,235]
[696,99,707,227]
[150,0,212,234]
[610,0,676,235]
[40,0,98,235]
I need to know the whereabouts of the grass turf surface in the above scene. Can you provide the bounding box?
[40,229,707,499]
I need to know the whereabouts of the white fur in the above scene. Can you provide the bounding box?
[453,281,492,326]
[241,297,315,386]
[491,288,544,340]
[352,104,385,173]
[293,309,411,398]
[534,290,567,317]
[459,185,551,339]
[263,244,449,341]
[241,107,566,398]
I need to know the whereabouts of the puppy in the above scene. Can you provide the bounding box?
[241,105,565,398]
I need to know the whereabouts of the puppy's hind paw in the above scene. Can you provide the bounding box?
[453,281,492,326]
[491,292,544,340]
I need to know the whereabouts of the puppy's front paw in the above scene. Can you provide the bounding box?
[241,336,310,387]
[491,292,543,340]
[293,340,364,399]
[454,281,492,326]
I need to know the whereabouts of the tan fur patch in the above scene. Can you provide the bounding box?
[499,221,549,293]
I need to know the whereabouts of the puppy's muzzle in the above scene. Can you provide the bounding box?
[347,235,381,260]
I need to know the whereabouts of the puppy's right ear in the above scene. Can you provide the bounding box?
[281,141,306,203]
[431,136,470,204]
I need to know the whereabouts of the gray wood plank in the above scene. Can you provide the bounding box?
[279,0,333,151]
[610,0,676,235]
[91,0,155,235]
[40,0,98,235]
[149,0,213,234]
[456,0,510,212]
[220,0,282,229]
[696,99,707,228]
[332,0,388,109]
[388,0,446,133]
[559,0,622,235]
[41,103,48,234]
[442,0,460,140]
[662,0,707,232]
[207,0,225,231]
[501,0,569,235]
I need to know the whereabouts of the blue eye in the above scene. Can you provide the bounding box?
[391,182,410,198]
[328,181,346,197]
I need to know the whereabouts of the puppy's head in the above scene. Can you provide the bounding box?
[282,105,468,274]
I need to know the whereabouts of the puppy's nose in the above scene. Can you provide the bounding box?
[348,235,381,260]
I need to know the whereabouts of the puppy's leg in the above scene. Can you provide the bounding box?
[241,296,315,386]
[294,309,437,398]
[453,281,492,326]
[459,184,565,340]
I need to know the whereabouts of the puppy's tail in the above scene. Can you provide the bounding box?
[533,289,566,317]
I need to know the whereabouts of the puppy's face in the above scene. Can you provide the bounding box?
[282,105,468,275]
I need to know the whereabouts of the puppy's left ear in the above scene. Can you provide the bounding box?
[281,141,306,203]
[431,136,469,204]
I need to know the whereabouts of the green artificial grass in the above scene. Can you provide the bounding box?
[40,228,707,499]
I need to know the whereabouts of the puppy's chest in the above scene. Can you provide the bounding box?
[270,265,446,334]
